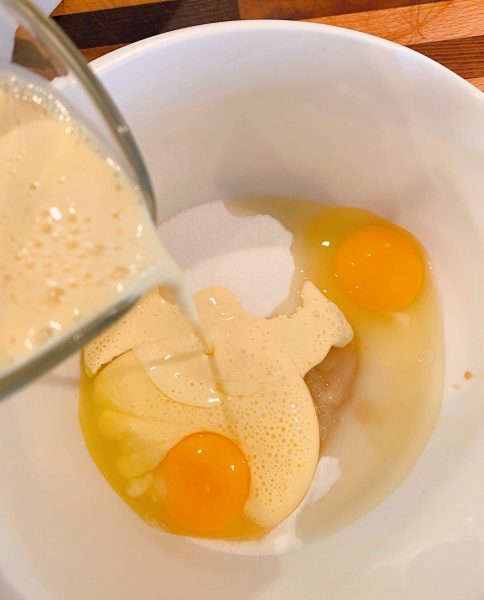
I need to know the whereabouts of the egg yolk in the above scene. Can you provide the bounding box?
[334,225,424,312]
[156,432,250,535]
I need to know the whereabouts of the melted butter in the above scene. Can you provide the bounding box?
[228,197,444,538]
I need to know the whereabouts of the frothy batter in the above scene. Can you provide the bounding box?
[0,75,183,372]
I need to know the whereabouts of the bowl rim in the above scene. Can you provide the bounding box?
[91,19,483,106]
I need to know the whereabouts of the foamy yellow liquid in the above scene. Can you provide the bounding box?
[0,75,189,374]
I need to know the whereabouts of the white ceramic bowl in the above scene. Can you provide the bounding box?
[1,21,484,600]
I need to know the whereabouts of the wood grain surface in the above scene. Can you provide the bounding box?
[48,0,484,90]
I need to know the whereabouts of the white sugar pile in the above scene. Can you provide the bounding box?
[158,200,340,555]
[158,201,294,317]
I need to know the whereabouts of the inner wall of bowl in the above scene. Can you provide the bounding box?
[95,23,484,387]
[2,23,484,600]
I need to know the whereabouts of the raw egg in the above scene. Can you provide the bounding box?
[334,225,424,312]
[156,432,250,535]
[227,197,443,537]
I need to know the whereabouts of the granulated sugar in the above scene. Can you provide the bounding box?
[158,200,341,555]
[158,201,295,317]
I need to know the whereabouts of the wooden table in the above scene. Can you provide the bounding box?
[51,0,484,91]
